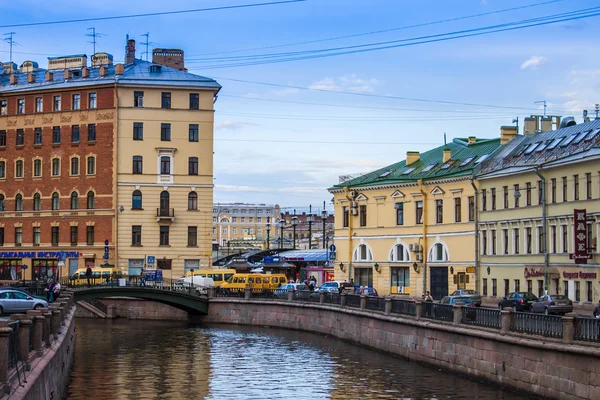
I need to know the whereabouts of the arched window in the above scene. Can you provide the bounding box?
[429,242,449,262]
[15,194,23,211]
[0,194,4,211]
[159,191,170,211]
[33,193,41,211]
[132,190,142,210]
[188,192,198,210]
[87,191,95,209]
[389,243,410,262]
[52,192,60,210]
[70,192,79,210]
[353,243,373,262]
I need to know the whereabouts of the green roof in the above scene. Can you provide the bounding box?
[334,137,501,188]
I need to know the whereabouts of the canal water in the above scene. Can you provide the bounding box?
[65,319,533,400]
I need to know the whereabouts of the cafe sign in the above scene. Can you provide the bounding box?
[569,209,592,264]
[524,267,544,279]
[563,271,597,279]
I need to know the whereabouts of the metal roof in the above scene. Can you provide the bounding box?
[279,249,330,262]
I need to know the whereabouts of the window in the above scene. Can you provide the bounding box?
[551,225,557,253]
[189,93,199,109]
[587,281,593,302]
[132,190,142,209]
[34,127,42,145]
[343,206,349,227]
[72,94,81,110]
[353,244,373,261]
[526,227,532,254]
[161,123,171,141]
[586,173,592,200]
[491,230,497,255]
[70,226,78,245]
[33,193,41,211]
[514,184,520,207]
[481,189,487,211]
[562,177,567,202]
[482,278,488,296]
[538,228,544,254]
[416,201,423,224]
[15,194,23,211]
[436,200,443,223]
[189,124,199,142]
[71,125,80,143]
[389,244,409,262]
[15,160,23,178]
[354,268,373,287]
[389,203,402,225]
[492,278,497,297]
[159,226,169,246]
[71,157,79,175]
[160,156,170,174]
[468,196,474,221]
[391,267,410,293]
[16,129,24,146]
[52,192,60,210]
[33,227,41,245]
[161,92,171,109]
[54,95,61,111]
[503,229,509,254]
[188,192,198,210]
[359,205,367,227]
[52,158,60,176]
[33,159,42,177]
[587,223,593,253]
[514,279,521,292]
[491,188,496,210]
[15,227,22,246]
[86,226,94,245]
[51,227,59,246]
[575,281,581,302]
[17,99,24,114]
[132,156,143,174]
[551,178,556,203]
[189,157,198,175]
[537,280,543,298]
[134,91,144,107]
[0,161,4,179]
[87,156,95,175]
[0,130,5,146]
[514,229,520,254]
[573,174,579,201]
[35,97,43,112]
[562,225,568,253]
[70,192,78,209]
[482,230,487,255]
[504,279,510,297]
[53,126,61,144]
[1,100,7,115]
[88,92,97,109]
[188,226,198,246]
[133,122,143,140]
[86,191,95,209]
[132,226,142,246]
[526,182,531,206]
[429,243,448,262]
[503,186,509,208]
[87,124,96,142]
[453,198,461,222]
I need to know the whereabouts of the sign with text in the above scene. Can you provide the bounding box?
[569,209,592,264]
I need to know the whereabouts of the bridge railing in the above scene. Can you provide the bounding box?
[574,317,600,342]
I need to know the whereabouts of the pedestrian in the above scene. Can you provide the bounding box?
[309,278,315,292]
[140,268,146,287]
[48,281,56,303]
[594,300,600,319]
[424,291,434,302]
[53,281,61,299]
[85,266,93,288]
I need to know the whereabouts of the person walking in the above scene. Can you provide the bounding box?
[593,300,600,319]
[139,268,146,287]
[53,281,61,299]
[308,277,316,292]
[48,281,56,303]
[85,266,93,288]
[424,291,434,302]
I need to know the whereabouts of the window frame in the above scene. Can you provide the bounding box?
[87,156,96,175]
[188,157,199,175]
[160,123,171,141]
[189,124,199,142]
[132,156,143,174]
[133,122,143,140]
[132,225,142,246]
[454,197,461,222]
[161,92,171,109]
[88,92,97,109]
[187,226,198,247]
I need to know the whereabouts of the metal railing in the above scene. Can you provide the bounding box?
[345,294,361,308]
[462,307,502,329]
[422,302,454,322]
[366,296,386,312]
[323,292,341,305]
[215,287,244,297]
[156,208,175,218]
[512,312,563,338]
[294,290,312,302]
[574,317,600,342]
[390,299,416,316]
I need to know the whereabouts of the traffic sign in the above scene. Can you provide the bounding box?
[329,251,337,261]
[329,244,336,252]
[104,239,109,246]
[147,256,156,265]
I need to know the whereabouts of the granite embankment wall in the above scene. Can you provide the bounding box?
[75,298,188,321]
[204,299,600,400]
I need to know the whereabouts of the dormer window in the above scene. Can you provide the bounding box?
[150,64,162,73]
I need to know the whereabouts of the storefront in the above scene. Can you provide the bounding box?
[390,266,410,295]
[184,259,200,275]
[32,259,59,281]
[0,259,23,281]
[128,259,144,276]
[556,267,599,303]
[0,251,84,281]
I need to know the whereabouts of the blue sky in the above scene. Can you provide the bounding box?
[2,0,599,212]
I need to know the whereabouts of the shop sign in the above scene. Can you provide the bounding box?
[524,267,544,279]
[562,271,597,279]
[466,266,475,273]
[0,251,80,259]
[569,209,592,264]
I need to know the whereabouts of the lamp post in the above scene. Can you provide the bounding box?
[279,219,285,249]
[266,216,271,249]
[292,215,298,250]
[307,205,314,250]
[321,203,328,249]
[227,240,230,257]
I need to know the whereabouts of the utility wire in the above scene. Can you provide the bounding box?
[0,0,306,28]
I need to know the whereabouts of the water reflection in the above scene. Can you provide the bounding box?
[66,319,533,400]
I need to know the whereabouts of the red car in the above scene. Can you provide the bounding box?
[356,287,378,296]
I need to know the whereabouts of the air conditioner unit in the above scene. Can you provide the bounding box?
[350,208,359,216]
[350,201,358,208]
[416,244,423,252]
[409,243,416,252]
[416,253,423,261]
[349,190,357,198]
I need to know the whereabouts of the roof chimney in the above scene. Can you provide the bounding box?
[45,71,53,82]
[63,69,72,80]
[467,136,477,144]
[152,48,185,71]
[9,74,17,85]
[82,67,89,78]
[406,151,420,165]
[442,148,451,163]
[27,72,35,83]
[500,125,518,145]
[99,65,108,77]
[540,116,553,132]
[126,39,136,64]
[115,64,124,75]
[524,117,537,135]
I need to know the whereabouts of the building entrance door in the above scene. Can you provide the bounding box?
[429,266,448,300]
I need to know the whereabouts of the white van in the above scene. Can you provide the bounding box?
[175,276,215,295]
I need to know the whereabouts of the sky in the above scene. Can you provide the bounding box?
[2,0,600,213]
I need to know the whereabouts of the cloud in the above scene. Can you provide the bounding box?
[215,120,256,131]
[271,87,300,96]
[520,56,547,70]
[309,74,380,94]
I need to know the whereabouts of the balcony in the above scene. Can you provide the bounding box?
[156,208,175,223]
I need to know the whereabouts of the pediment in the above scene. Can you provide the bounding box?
[355,193,368,201]
[430,186,445,195]
[390,190,405,199]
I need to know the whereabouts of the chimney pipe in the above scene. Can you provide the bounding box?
[126,39,136,64]
[443,148,451,163]
[27,72,35,83]
[64,69,72,80]
[524,117,537,135]
[115,64,124,75]
[540,117,553,132]
[45,71,54,82]
[82,67,89,78]
[467,136,477,144]
[406,151,420,165]
[9,74,17,85]
[500,125,518,145]
[99,65,107,77]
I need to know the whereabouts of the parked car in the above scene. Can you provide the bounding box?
[0,290,48,314]
[531,294,573,315]
[434,296,477,321]
[356,287,379,297]
[0,286,46,301]
[309,286,339,301]
[498,292,538,312]
[315,281,354,294]
[273,283,307,299]
[449,289,482,306]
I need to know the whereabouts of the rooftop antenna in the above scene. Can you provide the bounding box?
[512,116,519,133]
[595,104,599,120]
[3,32,18,64]
[534,100,547,117]
[86,28,105,57]
[443,132,447,145]
[141,33,150,61]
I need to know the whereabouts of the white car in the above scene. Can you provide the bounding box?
[0,290,48,314]
[174,277,215,295]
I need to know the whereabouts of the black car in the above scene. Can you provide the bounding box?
[498,292,538,312]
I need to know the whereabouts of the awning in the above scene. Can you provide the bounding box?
[279,249,330,262]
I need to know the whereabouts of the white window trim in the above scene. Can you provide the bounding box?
[428,240,450,262]
[353,242,374,262]
[388,240,411,262]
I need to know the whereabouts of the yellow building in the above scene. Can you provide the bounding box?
[212,203,281,249]
[476,117,600,305]
[329,136,501,299]
[115,43,221,278]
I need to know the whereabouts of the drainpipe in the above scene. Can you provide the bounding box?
[470,178,480,293]
[418,180,427,297]
[535,168,549,294]
[344,187,353,282]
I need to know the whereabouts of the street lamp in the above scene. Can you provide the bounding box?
[279,219,285,249]
[307,205,314,250]
[227,240,231,257]
[321,203,328,249]
[266,216,271,249]
[292,215,298,250]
